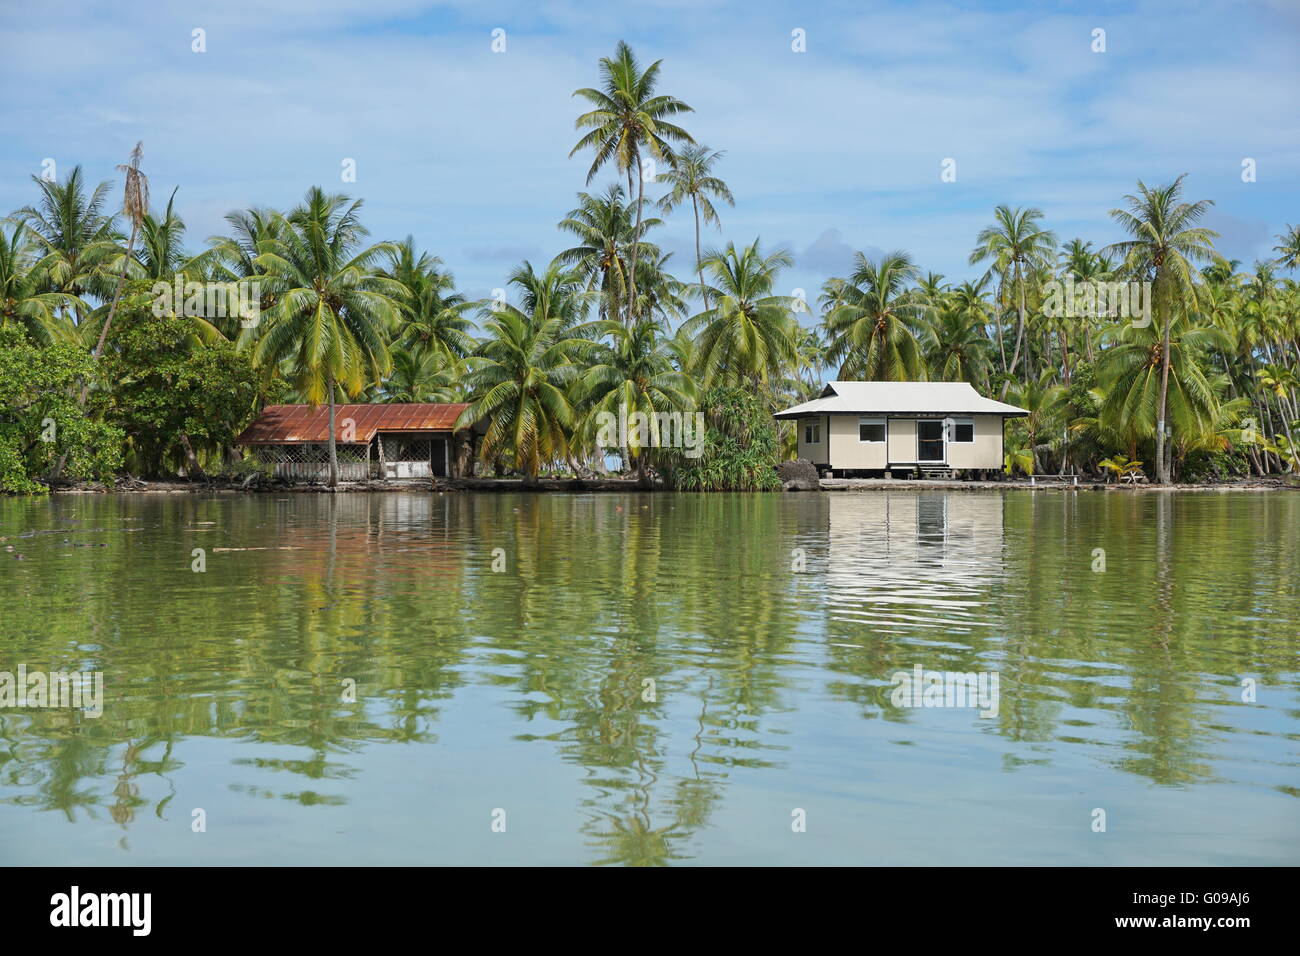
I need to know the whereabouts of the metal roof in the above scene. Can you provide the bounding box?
[775,382,1028,418]
[236,403,472,444]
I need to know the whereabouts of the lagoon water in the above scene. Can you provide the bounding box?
[0,489,1297,866]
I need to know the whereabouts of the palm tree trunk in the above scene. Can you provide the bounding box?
[994,303,1008,377]
[628,153,645,325]
[327,376,339,488]
[1276,395,1297,470]
[179,433,205,480]
[70,220,139,414]
[91,220,138,367]
[692,194,704,311]
[634,452,653,489]
[1154,298,1172,484]
[1004,265,1027,397]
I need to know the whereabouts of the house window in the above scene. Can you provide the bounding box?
[859,418,886,443]
[950,418,974,443]
[803,421,820,444]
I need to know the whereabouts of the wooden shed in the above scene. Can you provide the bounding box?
[235,403,479,482]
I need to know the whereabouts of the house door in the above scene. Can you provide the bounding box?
[917,420,945,462]
[430,438,447,477]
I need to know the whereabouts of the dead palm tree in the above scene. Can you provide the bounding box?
[93,142,148,363]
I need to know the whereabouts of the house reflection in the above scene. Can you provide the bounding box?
[824,491,1006,635]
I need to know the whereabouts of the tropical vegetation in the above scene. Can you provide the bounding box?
[3,42,1298,492]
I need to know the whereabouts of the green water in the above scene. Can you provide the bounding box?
[0,490,1296,866]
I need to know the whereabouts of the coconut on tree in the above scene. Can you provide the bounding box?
[821,251,931,382]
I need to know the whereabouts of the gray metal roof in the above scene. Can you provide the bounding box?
[775,381,1028,418]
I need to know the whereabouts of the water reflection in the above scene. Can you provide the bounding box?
[0,490,1296,865]
[825,492,1005,634]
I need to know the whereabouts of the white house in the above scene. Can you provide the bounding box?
[774,381,1028,478]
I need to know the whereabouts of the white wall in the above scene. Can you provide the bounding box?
[817,414,1007,470]
[887,418,917,465]
[945,415,1004,469]
[828,416,888,469]
[796,416,829,464]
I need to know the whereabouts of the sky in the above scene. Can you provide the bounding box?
[2,0,1298,310]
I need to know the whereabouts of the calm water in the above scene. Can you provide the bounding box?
[0,489,1297,866]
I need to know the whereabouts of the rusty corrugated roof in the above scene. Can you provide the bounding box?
[236,404,471,444]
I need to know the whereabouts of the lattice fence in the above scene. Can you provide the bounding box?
[253,443,370,481]
[378,436,435,478]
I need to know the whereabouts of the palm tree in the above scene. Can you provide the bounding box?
[384,236,475,363]
[456,271,595,483]
[505,260,594,336]
[1059,238,1113,364]
[209,207,285,282]
[555,184,659,322]
[384,348,462,403]
[16,159,136,479]
[1274,224,1300,271]
[1104,175,1218,482]
[251,187,405,486]
[15,165,117,324]
[925,283,994,386]
[1257,364,1299,459]
[631,250,689,327]
[918,272,949,301]
[571,41,694,323]
[680,240,798,388]
[792,326,827,392]
[206,206,287,346]
[575,318,695,484]
[1005,370,1065,473]
[137,188,188,281]
[1096,312,1228,474]
[657,144,734,304]
[0,224,83,344]
[821,251,930,381]
[969,205,1056,392]
[134,190,232,344]
[664,324,698,377]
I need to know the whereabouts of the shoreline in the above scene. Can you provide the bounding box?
[34,476,1300,495]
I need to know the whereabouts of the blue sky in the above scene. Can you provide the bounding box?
[2,0,1297,309]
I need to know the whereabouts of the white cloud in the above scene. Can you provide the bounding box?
[1,0,1295,295]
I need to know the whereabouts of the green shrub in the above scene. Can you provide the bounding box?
[0,327,123,493]
[666,385,781,491]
